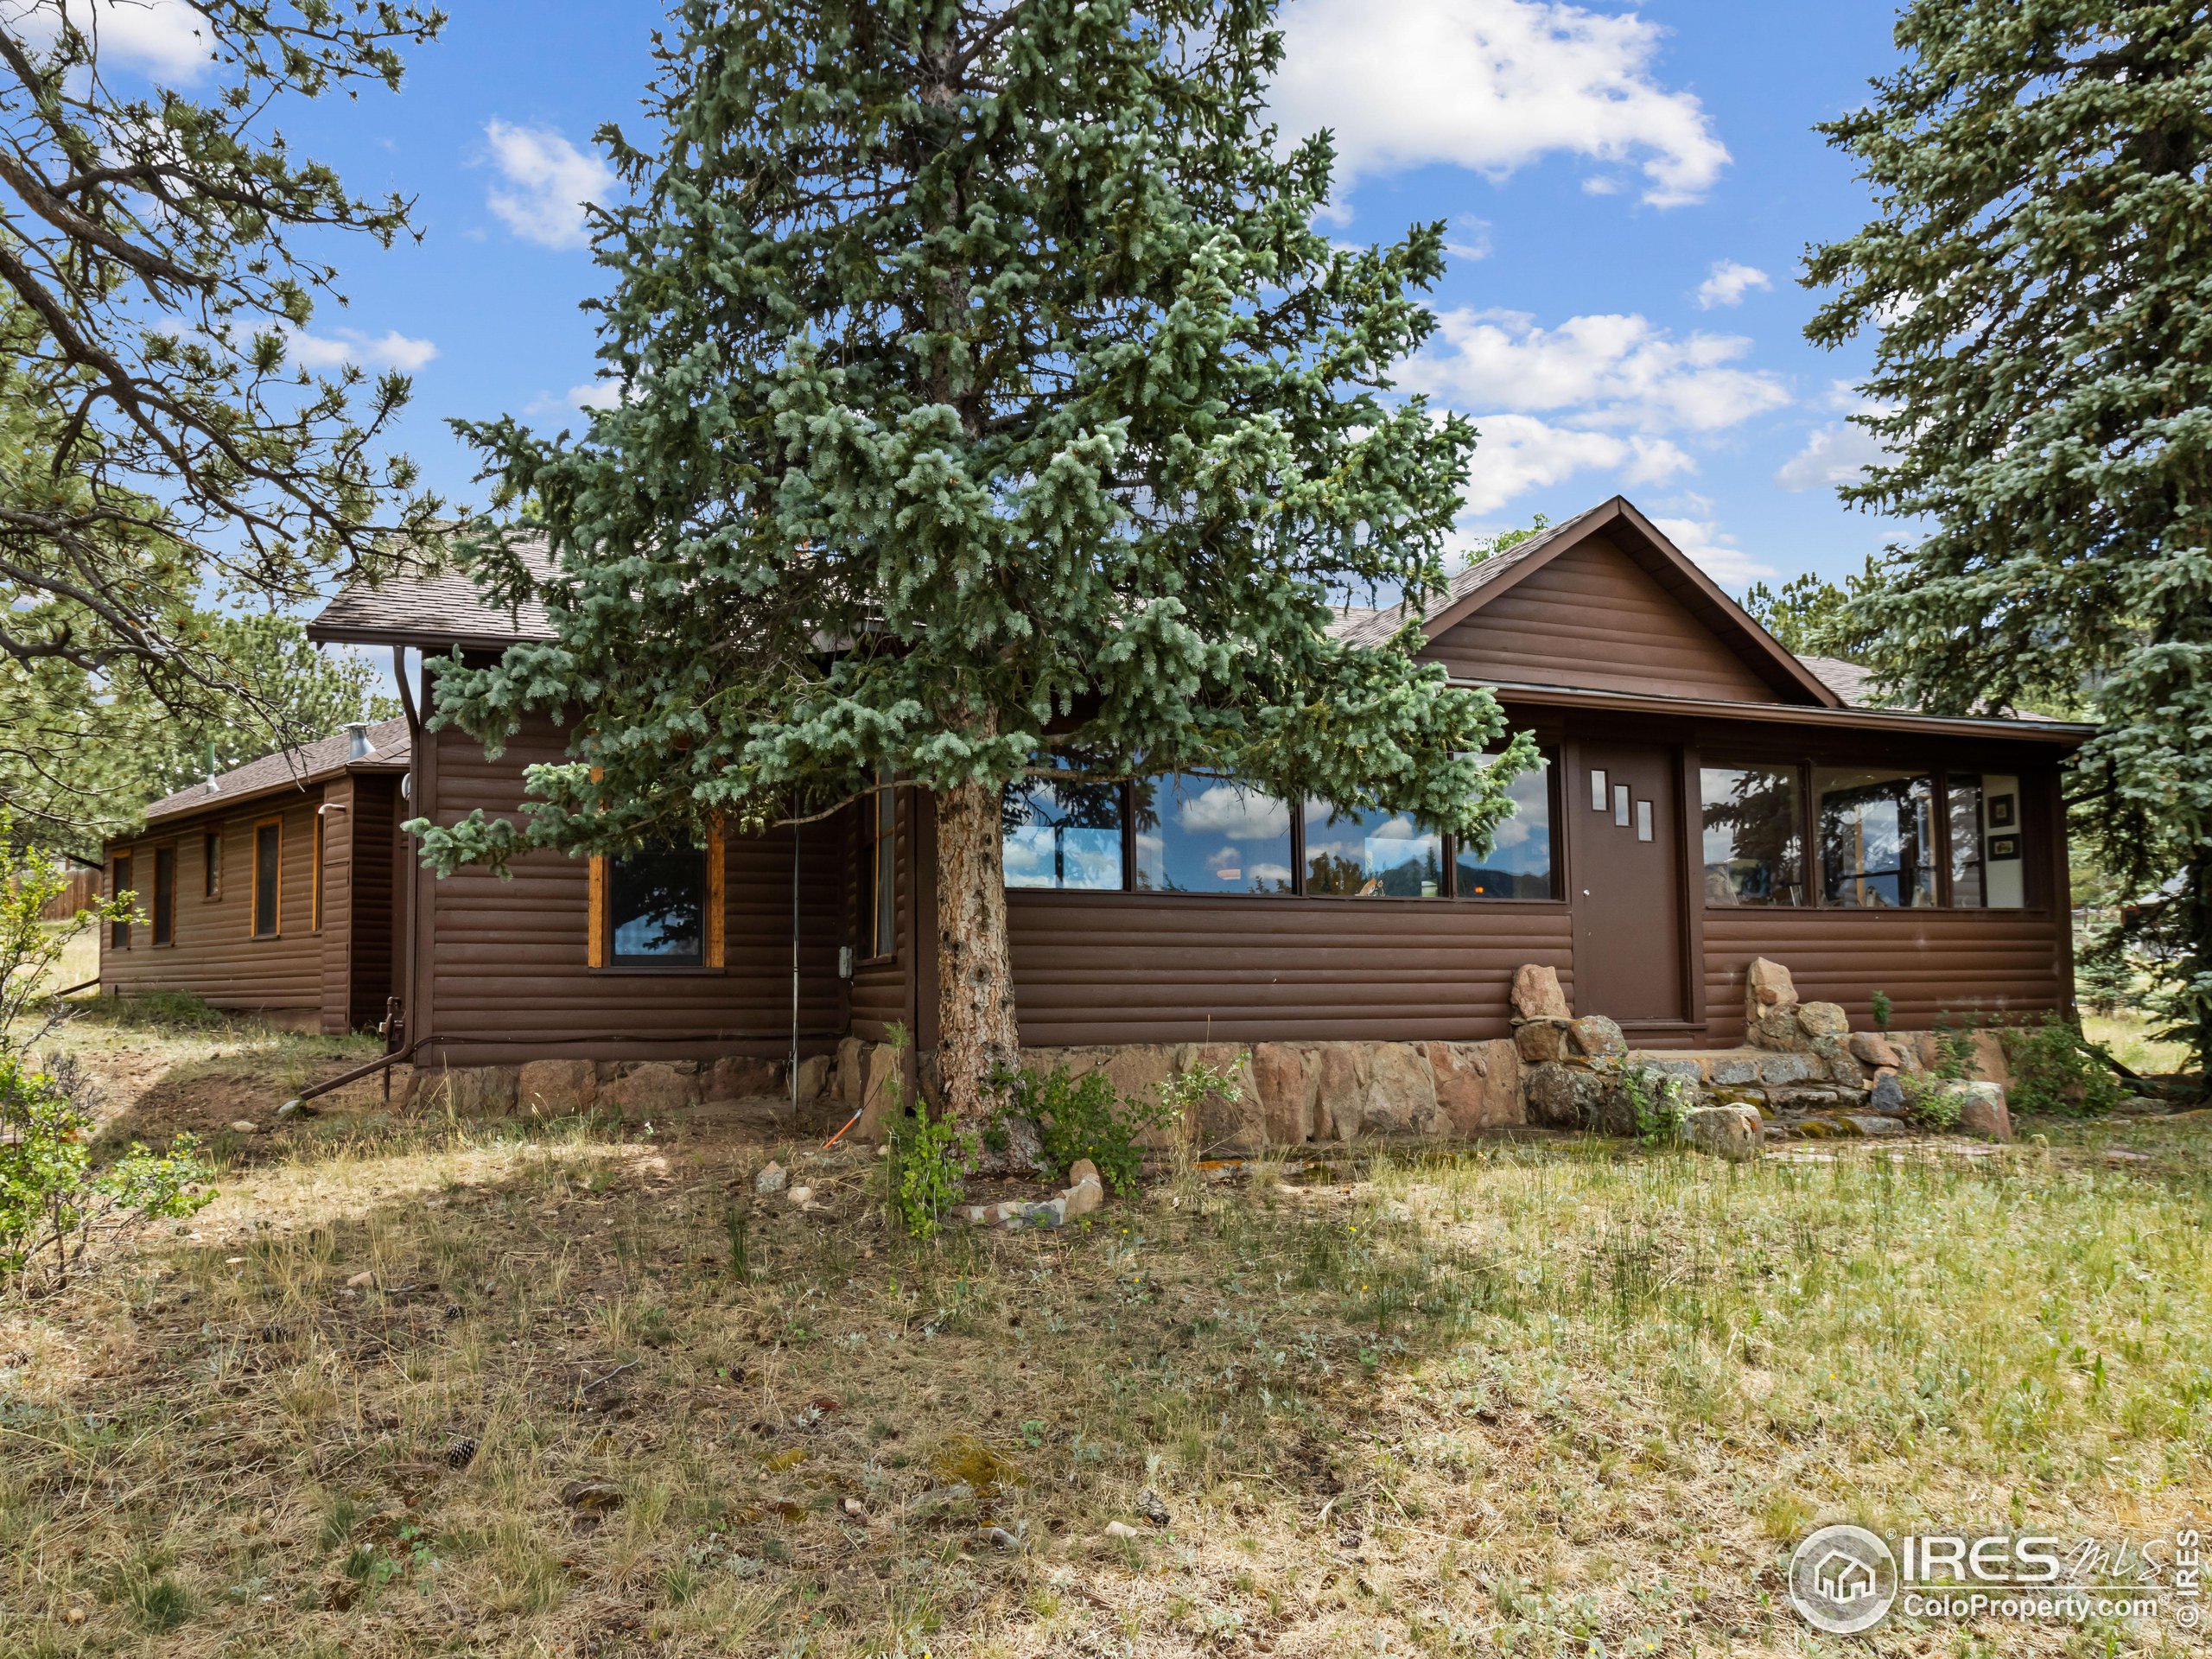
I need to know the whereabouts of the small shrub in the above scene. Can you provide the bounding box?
[0,1052,216,1291]
[888,1103,980,1240]
[1929,1015,1979,1082]
[2003,1013,2126,1117]
[1617,1063,1691,1145]
[993,1065,1176,1194]
[1899,1071,1961,1130]
[1870,989,1894,1035]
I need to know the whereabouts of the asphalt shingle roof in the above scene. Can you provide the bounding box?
[140,716,412,824]
[1325,505,1609,652]
[310,538,557,649]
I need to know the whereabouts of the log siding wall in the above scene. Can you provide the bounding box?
[412,719,848,1068]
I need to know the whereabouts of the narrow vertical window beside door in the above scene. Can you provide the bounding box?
[1613,784,1630,827]
[152,846,175,944]
[1589,768,1607,811]
[1635,800,1653,842]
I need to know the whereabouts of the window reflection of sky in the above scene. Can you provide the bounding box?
[1304,802,1443,898]
[1454,759,1553,899]
[1133,773,1293,894]
[1003,775,1123,890]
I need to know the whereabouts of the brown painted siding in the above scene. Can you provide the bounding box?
[416,719,847,1066]
[101,793,327,1012]
[1698,907,2069,1045]
[317,773,400,1034]
[1006,892,1574,1046]
[1422,531,1779,701]
[849,787,913,1044]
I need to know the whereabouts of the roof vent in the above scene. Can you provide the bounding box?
[345,721,375,761]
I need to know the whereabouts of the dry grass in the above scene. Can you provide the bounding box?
[2,1014,2208,1656]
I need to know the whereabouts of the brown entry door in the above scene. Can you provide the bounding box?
[1568,743,1685,1023]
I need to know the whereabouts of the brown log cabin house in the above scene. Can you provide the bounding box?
[103,497,2088,1079]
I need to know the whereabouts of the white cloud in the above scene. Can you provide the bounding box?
[524,378,625,418]
[1694,259,1770,308]
[1650,515,1775,585]
[1444,215,1492,262]
[282,325,438,372]
[483,119,613,250]
[1775,420,1889,492]
[1458,413,1690,514]
[1178,784,1289,841]
[1406,308,1791,434]
[4,0,209,79]
[1272,0,1729,210]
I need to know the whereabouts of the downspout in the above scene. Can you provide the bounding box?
[393,645,423,1067]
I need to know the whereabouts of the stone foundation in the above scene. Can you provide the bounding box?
[393,959,2019,1152]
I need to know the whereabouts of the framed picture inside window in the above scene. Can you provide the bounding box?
[1987,794,2017,828]
[1987,834,2021,862]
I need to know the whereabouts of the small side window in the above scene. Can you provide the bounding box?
[152,846,176,945]
[251,819,282,938]
[202,830,220,899]
[111,854,133,950]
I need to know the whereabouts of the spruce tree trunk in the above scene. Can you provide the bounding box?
[934,776,1021,1120]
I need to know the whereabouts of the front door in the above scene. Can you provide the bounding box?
[1568,742,1686,1023]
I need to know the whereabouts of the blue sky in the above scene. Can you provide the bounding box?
[115,0,1908,598]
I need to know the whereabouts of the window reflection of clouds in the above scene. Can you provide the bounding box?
[1454,757,1553,899]
[1004,774,1124,890]
[1133,773,1293,894]
[1305,801,1443,898]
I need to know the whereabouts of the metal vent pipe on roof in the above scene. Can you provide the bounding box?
[345,721,375,760]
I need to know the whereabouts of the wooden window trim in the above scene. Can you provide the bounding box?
[588,827,725,972]
[859,779,898,965]
[250,816,283,938]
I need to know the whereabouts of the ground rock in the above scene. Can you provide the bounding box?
[794,1053,833,1103]
[1866,1071,1907,1115]
[754,1162,787,1196]
[1567,1015,1628,1061]
[1746,957,1798,1010]
[1758,1052,1823,1085]
[705,1056,779,1103]
[1950,1081,2012,1141]
[228,1118,258,1135]
[1355,1044,1443,1137]
[1845,1114,1908,1137]
[1524,1062,1616,1132]
[1064,1177,1103,1221]
[518,1058,595,1115]
[1684,1103,1763,1160]
[855,1043,903,1141]
[1709,1052,1763,1086]
[1514,1018,1574,1065]
[1510,963,1571,1021]
[1809,1035,1862,1084]
[1848,1033,1903,1069]
[1251,1043,1313,1145]
[603,1063,692,1116]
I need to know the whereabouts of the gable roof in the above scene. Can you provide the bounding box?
[1332,497,1844,709]
[137,716,412,827]
[1795,654,1891,709]
[310,538,557,652]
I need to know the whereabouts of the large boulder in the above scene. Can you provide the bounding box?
[518,1058,594,1116]
[836,1036,864,1106]
[705,1056,779,1103]
[1425,1040,1522,1134]
[794,1053,833,1103]
[603,1062,693,1117]
[1523,1063,1621,1132]
[1950,1081,2012,1141]
[1515,1018,1574,1065]
[1968,1030,2012,1086]
[1357,1044,1444,1138]
[1848,1032,1903,1069]
[416,1065,519,1117]
[1309,1044,1369,1142]
[1747,1005,1810,1052]
[1746,957,1798,1010]
[1098,1045,1182,1146]
[1866,1071,1907,1116]
[1708,1052,1764,1087]
[855,1042,903,1141]
[1684,1103,1763,1160]
[1758,1052,1824,1085]
[1250,1043,1313,1145]
[1510,963,1571,1022]
[1797,1001,1850,1039]
[1567,1015,1628,1061]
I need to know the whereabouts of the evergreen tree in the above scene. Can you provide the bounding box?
[1805,0,2212,1083]
[422,0,1530,1117]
